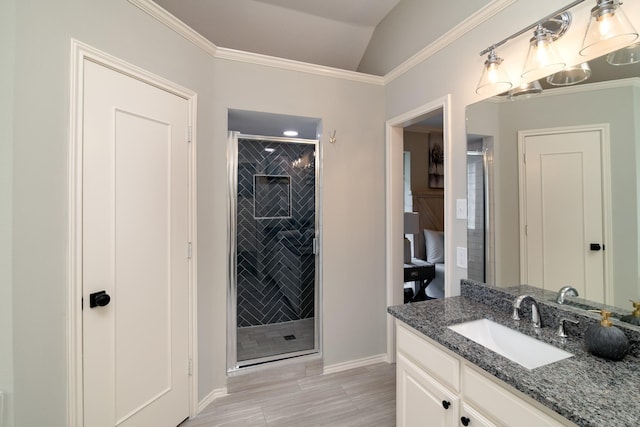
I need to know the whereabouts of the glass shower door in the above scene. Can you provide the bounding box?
[228,133,319,370]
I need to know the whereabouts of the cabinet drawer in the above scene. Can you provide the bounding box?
[397,322,459,391]
[462,365,569,427]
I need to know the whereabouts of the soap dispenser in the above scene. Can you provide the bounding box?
[620,300,640,326]
[585,310,629,361]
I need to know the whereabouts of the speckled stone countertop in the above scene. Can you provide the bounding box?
[388,280,640,427]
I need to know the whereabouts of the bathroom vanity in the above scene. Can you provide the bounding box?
[388,280,640,427]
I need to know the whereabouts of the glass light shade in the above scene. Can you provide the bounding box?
[580,0,639,57]
[522,26,566,81]
[507,80,543,100]
[606,42,640,65]
[546,62,592,86]
[476,51,512,96]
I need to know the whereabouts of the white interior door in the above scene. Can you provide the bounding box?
[82,59,190,426]
[521,128,605,302]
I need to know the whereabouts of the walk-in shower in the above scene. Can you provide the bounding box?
[227,128,320,371]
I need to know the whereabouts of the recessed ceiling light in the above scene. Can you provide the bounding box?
[283,130,298,137]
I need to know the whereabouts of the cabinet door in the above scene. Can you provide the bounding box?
[460,403,497,427]
[397,354,459,427]
[462,366,568,427]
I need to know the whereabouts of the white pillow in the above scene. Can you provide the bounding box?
[424,229,444,264]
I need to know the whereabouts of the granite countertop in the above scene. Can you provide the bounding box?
[388,281,640,427]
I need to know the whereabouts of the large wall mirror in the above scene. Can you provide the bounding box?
[466,44,640,315]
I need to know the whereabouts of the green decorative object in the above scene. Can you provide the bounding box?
[620,300,640,326]
[585,310,629,361]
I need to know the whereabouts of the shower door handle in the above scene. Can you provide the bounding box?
[313,238,318,255]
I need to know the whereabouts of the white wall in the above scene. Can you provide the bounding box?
[1,1,16,426]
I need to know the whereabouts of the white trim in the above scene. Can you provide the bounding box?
[68,39,199,426]
[126,0,514,86]
[197,387,227,414]
[384,95,452,364]
[517,124,613,304]
[383,0,517,84]
[215,47,384,85]
[322,354,389,375]
[126,0,383,86]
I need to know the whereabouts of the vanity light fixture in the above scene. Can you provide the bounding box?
[606,41,640,65]
[283,130,298,137]
[522,24,567,80]
[476,48,512,95]
[546,62,592,85]
[580,0,638,57]
[476,2,583,97]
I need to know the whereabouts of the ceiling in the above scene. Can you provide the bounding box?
[153,0,401,72]
[153,1,638,136]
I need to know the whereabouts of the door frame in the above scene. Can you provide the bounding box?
[226,132,322,373]
[384,95,452,363]
[517,124,613,303]
[68,39,198,426]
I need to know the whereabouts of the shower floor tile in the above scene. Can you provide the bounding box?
[237,318,314,362]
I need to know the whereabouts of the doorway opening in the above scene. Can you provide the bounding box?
[384,96,451,362]
[227,110,322,371]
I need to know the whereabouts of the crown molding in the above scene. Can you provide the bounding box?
[128,0,517,86]
[215,47,385,85]
[127,0,384,85]
[383,0,518,84]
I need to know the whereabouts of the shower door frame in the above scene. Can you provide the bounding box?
[227,132,322,372]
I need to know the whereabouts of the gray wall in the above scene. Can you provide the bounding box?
[1,1,16,426]
[6,0,640,426]
[383,0,638,298]
[211,58,387,374]
[357,0,492,75]
[8,1,385,426]
[468,84,640,306]
[10,1,214,426]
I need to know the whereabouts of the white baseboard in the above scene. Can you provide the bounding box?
[323,353,389,375]
[197,387,227,414]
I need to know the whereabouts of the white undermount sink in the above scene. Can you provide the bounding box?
[448,319,573,370]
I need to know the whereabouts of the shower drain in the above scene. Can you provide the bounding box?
[283,334,296,341]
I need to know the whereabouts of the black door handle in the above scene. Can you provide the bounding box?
[89,290,111,308]
[590,243,602,251]
[461,416,471,426]
[442,400,451,409]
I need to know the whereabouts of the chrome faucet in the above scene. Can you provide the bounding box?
[512,295,542,328]
[555,285,579,304]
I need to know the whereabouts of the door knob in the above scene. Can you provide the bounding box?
[461,416,471,426]
[442,400,451,409]
[89,290,111,308]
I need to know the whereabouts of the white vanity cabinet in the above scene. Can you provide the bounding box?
[396,321,573,427]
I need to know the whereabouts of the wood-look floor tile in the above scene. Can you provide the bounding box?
[182,362,396,427]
